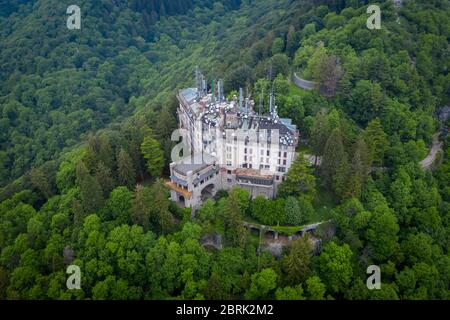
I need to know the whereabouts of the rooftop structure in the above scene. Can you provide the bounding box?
[167,68,299,210]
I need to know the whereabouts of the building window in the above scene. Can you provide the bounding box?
[267,150,270,157]
[278,159,281,165]
[260,150,264,156]
[284,152,288,158]
[279,151,281,157]
[244,148,247,154]
[260,157,263,163]
[250,149,253,155]
[249,164,253,169]
[227,170,232,175]
[283,159,287,165]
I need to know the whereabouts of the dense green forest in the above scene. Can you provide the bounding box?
[0,0,449,300]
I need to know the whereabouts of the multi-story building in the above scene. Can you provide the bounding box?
[165,69,299,210]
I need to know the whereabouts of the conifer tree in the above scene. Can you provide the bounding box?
[343,139,370,200]
[282,236,313,284]
[132,185,151,231]
[333,161,350,201]
[321,128,347,190]
[98,135,114,170]
[285,196,302,225]
[80,174,104,214]
[29,168,52,198]
[223,188,247,247]
[84,134,101,171]
[363,118,388,167]
[150,179,174,234]
[75,161,89,186]
[310,111,331,164]
[278,153,316,198]
[141,129,164,178]
[95,161,115,198]
[286,25,298,57]
[117,148,136,189]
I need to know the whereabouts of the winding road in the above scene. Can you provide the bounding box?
[420,132,443,169]
[292,73,317,91]
[304,132,443,170]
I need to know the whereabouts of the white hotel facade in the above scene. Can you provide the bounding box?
[166,70,299,210]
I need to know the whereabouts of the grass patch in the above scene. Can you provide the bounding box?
[271,225,305,236]
[297,144,311,154]
[313,182,337,222]
[240,186,337,236]
[288,82,306,97]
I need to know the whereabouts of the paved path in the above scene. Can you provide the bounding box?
[420,132,443,169]
[292,73,317,91]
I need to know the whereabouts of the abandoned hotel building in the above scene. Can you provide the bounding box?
[166,69,300,210]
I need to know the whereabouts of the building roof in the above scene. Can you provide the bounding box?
[236,168,274,180]
[179,88,198,104]
[236,168,275,186]
[173,153,215,175]
[178,85,299,147]
[236,115,297,146]
[193,167,219,185]
[171,175,189,187]
[164,181,192,199]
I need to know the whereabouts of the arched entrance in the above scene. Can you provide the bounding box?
[201,183,215,202]
[178,195,186,207]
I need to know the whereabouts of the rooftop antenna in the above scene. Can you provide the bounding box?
[221,79,225,101]
[216,80,219,102]
[268,62,273,82]
[218,79,223,102]
[258,88,263,116]
[267,61,274,116]
[245,97,249,115]
[245,85,251,115]
[202,75,207,96]
[269,89,274,115]
[195,66,201,97]
[239,87,244,111]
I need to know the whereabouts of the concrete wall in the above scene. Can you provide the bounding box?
[238,182,275,199]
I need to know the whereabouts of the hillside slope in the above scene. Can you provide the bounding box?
[0,0,449,300]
